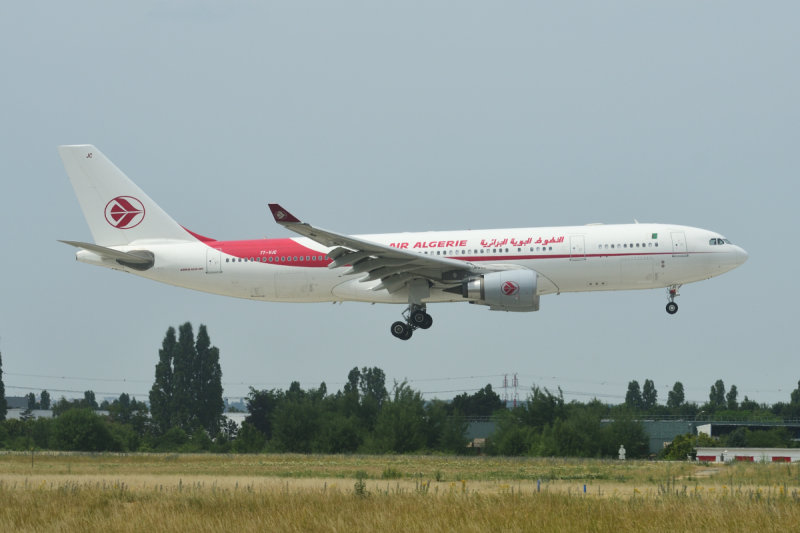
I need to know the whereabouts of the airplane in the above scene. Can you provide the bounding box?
[59,145,748,340]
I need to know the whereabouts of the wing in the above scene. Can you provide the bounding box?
[268,204,486,293]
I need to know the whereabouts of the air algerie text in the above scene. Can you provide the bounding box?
[389,240,468,249]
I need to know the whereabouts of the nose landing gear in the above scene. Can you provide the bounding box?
[665,285,681,315]
[390,304,433,340]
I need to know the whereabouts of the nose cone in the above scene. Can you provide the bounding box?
[719,245,748,273]
[733,245,749,267]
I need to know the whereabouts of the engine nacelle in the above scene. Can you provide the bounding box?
[462,270,540,312]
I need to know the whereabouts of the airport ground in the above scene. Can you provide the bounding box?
[0,452,798,532]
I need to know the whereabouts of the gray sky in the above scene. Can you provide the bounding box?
[1,1,797,407]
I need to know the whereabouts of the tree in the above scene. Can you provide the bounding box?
[667,382,685,409]
[370,381,426,453]
[244,387,282,439]
[740,395,759,411]
[171,323,197,430]
[40,390,51,410]
[451,384,505,417]
[26,392,38,410]
[603,416,649,459]
[660,432,717,461]
[233,422,266,453]
[83,390,98,410]
[193,325,224,435]
[642,379,658,410]
[149,323,224,435]
[791,380,800,405]
[0,351,6,421]
[149,326,177,434]
[709,380,726,411]
[625,381,643,410]
[108,393,148,436]
[342,367,361,418]
[52,409,121,451]
[488,409,537,455]
[424,400,467,453]
[359,366,387,431]
[271,391,319,453]
[726,384,739,411]
[522,386,565,428]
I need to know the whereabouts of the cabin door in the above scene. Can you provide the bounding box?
[569,235,586,261]
[670,232,688,257]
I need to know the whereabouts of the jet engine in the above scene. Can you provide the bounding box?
[461,269,540,311]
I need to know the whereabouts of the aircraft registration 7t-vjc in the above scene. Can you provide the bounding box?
[59,145,748,340]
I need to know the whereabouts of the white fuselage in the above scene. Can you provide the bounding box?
[75,223,748,306]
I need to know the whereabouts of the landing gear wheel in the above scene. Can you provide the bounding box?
[419,314,433,330]
[390,321,412,340]
[665,285,681,315]
[410,309,428,327]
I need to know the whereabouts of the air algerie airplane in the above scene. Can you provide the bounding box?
[59,145,748,340]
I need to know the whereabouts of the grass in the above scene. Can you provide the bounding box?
[1,452,798,532]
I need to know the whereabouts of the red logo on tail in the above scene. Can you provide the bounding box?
[502,281,520,296]
[105,196,145,229]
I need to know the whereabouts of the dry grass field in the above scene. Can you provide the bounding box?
[1,452,798,532]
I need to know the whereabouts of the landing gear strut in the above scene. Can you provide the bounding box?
[390,304,433,340]
[665,285,681,315]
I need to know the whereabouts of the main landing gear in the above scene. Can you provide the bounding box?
[665,285,681,315]
[390,304,433,340]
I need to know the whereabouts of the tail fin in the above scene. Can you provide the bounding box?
[59,145,196,246]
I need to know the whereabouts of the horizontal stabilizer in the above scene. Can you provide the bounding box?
[59,240,154,270]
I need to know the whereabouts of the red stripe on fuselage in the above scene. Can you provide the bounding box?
[213,238,332,267]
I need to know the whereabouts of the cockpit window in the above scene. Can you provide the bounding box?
[709,237,733,245]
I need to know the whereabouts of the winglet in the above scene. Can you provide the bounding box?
[268,204,301,224]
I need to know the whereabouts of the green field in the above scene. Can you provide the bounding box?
[1,452,798,532]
